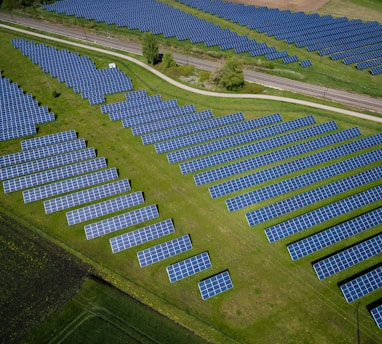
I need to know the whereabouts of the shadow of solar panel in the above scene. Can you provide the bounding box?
[137,234,192,267]
[84,204,159,240]
[166,252,212,283]
[21,130,77,150]
[313,234,382,280]
[287,207,382,261]
[183,120,339,175]
[227,147,382,212]
[371,305,382,329]
[44,179,130,214]
[265,184,382,243]
[109,219,175,253]
[66,191,144,226]
[0,148,96,182]
[246,165,382,226]
[340,266,382,303]
[169,115,314,163]
[4,157,107,193]
[207,127,362,194]
[198,270,233,300]
[23,167,118,203]
[0,138,87,168]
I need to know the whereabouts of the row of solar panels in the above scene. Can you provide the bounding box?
[1,124,233,300]
[11,38,134,105]
[178,0,382,75]
[100,90,381,327]
[41,0,308,66]
[0,75,55,142]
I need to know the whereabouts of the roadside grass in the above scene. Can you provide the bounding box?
[0,26,382,343]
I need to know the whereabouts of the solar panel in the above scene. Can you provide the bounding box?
[84,204,159,240]
[227,147,382,212]
[198,271,233,300]
[313,234,382,280]
[23,168,118,203]
[265,184,382,243]
[0,125,36,142]
[137,234,193,267]
[340,266,382,303]
[0,138,86,168]
[179,121,337,173]
[371,305,382,329]
[0,147,96,181]
[109,219,175,253]
[66,191,144,225]
[20,130,77,150]
[287,207,382,261]
[166,251,212,283]
[44,179,130,214]
[246,165,382,226]
[3,157,106,193]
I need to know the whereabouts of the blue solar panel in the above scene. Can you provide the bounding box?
[142,111,244,145]
[0,138,86,168]
[265,184,382,243]
[340,266,382,303]
[101,94,162,115]
[109,219,175,253]
[180,120,336,174]
[0,147,96,181]
[66,191,144,225]
[246,165,382,226]
[21,130,77,150]
[44,179,130,214]
[206,127,366,195]
[287,207,382,261]
[3,157,107,193]
[198,271,233,300]
[166,252,212,283]
[313,234,382,280]
[226,147,382,212]
[371,304,382,329]
[84,204,159,240]
[155,112,281,153]
[169,115,315,164]
[137,234,193,267]
[23,168,118,203]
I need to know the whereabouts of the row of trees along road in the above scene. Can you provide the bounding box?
[141,32,244,91]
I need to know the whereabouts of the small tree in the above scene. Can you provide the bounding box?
[142,32,159,65]
[162,52,176,69]
[210,58,244,91]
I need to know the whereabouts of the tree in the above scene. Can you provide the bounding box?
[141,32,159,65]
[210,57,244,91]
[162,52,176,69]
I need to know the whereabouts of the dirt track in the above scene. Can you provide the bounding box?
[229,0,331,12]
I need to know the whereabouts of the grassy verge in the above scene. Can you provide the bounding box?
[1,25,382,344]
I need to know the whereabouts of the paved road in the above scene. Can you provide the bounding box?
[1,12,382,122]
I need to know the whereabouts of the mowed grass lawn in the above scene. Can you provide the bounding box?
[1,26,382,343]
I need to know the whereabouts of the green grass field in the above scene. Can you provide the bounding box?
[1,2,382,343]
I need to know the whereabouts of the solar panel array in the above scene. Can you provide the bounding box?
[0,75,55,142]
[178,0,382,74]
[198,271,234,300]
[340,266,382,303]
[42,0,303,66]
[109,219,175,253]
[287,207,382,261]
[137,234,193,267]
[166,252,212,283]
[371,305,382,329]
[313,234,382,280]
[21,130,77,150]
[11,38,133,104]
